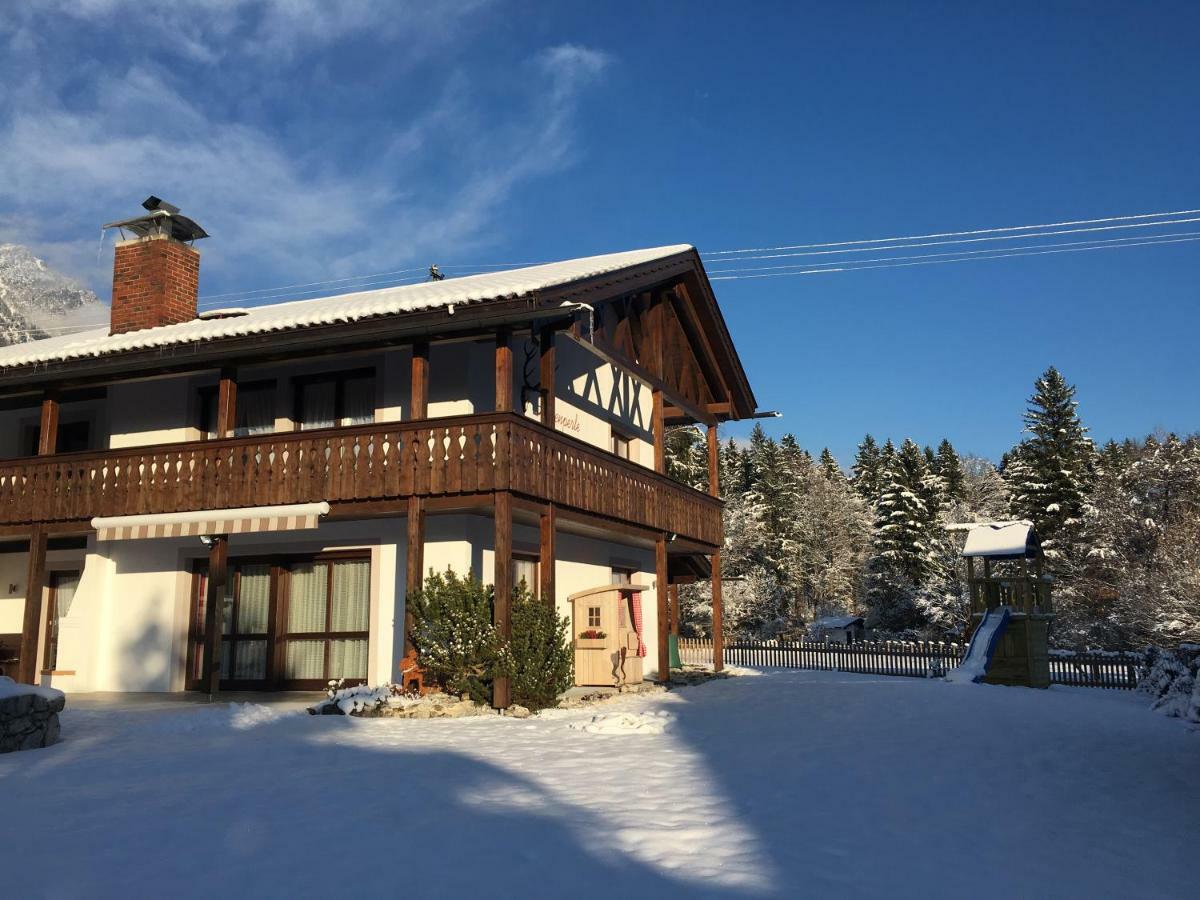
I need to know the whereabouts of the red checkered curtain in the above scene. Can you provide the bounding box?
[629,591,647,657]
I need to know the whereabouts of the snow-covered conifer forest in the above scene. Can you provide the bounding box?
[671,366,1199,650]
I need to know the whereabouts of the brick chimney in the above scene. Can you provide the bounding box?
[105,197,207,335]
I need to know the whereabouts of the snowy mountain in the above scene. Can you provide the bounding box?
[0,244,107,345]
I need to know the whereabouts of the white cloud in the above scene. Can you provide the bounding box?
[0,8,613,299]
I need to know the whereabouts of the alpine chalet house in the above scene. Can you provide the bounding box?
[0,199,757,706]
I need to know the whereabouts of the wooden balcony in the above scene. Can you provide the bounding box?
[0,412,723,547]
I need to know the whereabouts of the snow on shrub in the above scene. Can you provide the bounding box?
[1138,644,1200,723]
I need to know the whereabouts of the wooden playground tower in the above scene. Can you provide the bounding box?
[962,521,1054,688]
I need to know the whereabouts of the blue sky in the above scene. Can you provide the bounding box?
[1,2,1197,463]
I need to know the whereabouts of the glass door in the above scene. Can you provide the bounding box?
[280,557,370,689]
[186,562,274,689]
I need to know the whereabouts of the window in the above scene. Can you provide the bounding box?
[23,420,91,456]
[512,554,539,598]
[282,558,370,684]
[294,369,375,431]
[199,381,276,438]
[611,428,632,461]
[587,606,601,628]
[186,554,370,690]
[44,570,81,672]
[611,567,634,586]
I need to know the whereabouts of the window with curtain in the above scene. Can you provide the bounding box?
[45,570,81,671]
[189,554,370,690]
[199,381,276,438]
[283,557,369,683]
[512,555,539,598]
[294,370,375,430]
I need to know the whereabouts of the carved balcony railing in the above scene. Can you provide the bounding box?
[0,412,723,546]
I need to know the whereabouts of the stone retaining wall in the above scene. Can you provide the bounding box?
[0,689,65,753]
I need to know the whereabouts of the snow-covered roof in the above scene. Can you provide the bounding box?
[0,245,693,371]
[960,521,1040,559]
[811,615,864,630]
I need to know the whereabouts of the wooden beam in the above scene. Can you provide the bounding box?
[492,491,513,708]
[203,534,229,698]
[494,328,513,412]
[37,394,59,456]
[655,534,670,683]
[215,367,237,439]
[16,527,48,684]
[711,548,724,672]
[652,388,666,475]
[411,341,429,420]
[707,422,720,498]
[562,330,715,426]
[405,495,426,655]
[539,326,556,428]
[539,503,556,606]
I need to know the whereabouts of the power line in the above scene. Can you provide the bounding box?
[699,216,1200,263]
[701,207,1200,255]
[705,229,1200,274]
[708,233,1200,280]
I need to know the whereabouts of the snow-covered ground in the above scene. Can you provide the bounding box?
[2,672,1195,899]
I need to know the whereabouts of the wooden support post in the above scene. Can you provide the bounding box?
[203,534,229,699]
[652,388,666,475]
[405,495,426,655]
[539,504,556,606]
[539,326,556,428]
[656,534,670,682]
[493,491,513,708]
[216,367,237,439]
[16,527,48,684]
[37,394,59,456]
[707,422,720,497]
[712,548,724,672]
[411,341,429,420]
[669,583,680,636]
[495,329,513,413]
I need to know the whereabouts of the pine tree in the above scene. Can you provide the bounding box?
[851,434,883,501]
[664,425,708,491]
[818,448,845,483]
[935,439,966,502]
[1006,367,1096,565]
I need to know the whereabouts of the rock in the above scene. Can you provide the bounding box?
[507,704,531,719]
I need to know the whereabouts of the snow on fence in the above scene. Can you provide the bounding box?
[679,638,1141,689]
[1047,650,1141,690]
[679,638,964,679]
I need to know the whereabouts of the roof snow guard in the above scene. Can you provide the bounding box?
[960,521,1041,560]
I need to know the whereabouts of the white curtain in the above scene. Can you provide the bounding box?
[329,639,367,679]
[236,385,276,436]
[285,640,325,680]
[512,558,538,597]
[331,559,370,632]
[288,563,329,633]
[343,376,375,426]
[237,565,271,634]
[234,640,268,680]
[300,380,337,431]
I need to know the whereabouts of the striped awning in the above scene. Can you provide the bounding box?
[92,502,330,542]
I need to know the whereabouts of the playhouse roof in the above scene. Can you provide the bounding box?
[960,521,1040,560]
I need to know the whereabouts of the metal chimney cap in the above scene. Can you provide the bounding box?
[103,197,208,242]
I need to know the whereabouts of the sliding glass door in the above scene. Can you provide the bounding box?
[187,554,370,691]
[281,558,370,688]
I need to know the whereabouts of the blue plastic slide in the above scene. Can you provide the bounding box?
[946,606,1010,683]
